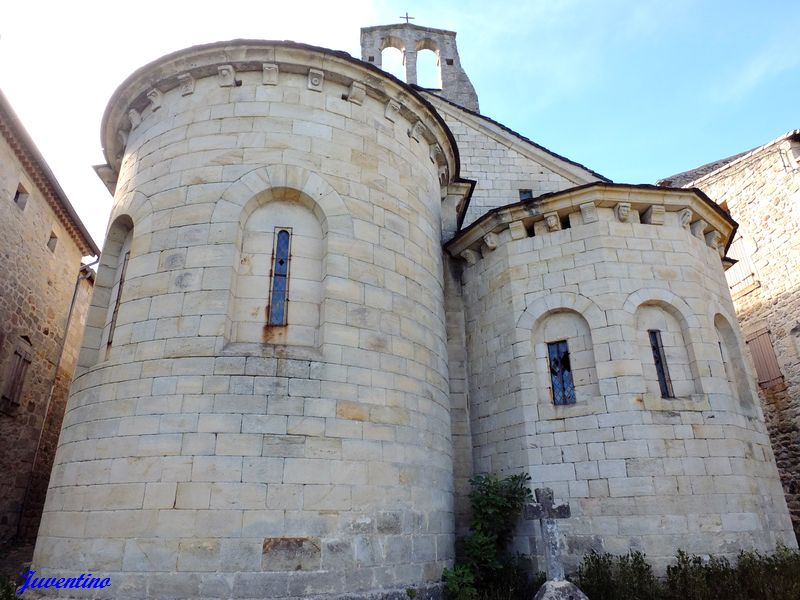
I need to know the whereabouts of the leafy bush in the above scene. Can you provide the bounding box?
[443,472,544,600]
[576,551,661,600]
[575,546,800,600]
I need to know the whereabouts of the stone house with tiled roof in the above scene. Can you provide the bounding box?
[0,89,99,543]
[660,130,800,539]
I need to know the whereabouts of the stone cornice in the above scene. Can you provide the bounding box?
[99,40,460,190]
[444,182,737,262]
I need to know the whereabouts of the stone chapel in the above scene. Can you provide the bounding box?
[31,23,796,598]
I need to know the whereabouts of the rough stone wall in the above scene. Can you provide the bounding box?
[34,43,457,599]
[16,275,92,541]
[425,96,602,228]
[454,191,795,572]
[689,138,800,539]
[0,133,88,542]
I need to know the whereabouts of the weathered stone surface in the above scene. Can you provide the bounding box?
[0,95,95,543]
[533,580,590,600]
[669,132,800,540]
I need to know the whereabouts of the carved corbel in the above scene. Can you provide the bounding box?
[460,249,480,266]
[385,99,401,122]
[580,202,598,224]
[690,219,707,239]
[429,143,445,165]
[262,63,279,85]
[308,69,324,92]
[146,89,163,112]
[177,73,195,96]
[347,81,366,105]
[641,205,665,225]
[508,221,527,240]
[483,232,499,251]
[679,208,692,229]
[544,212,561,232]
[128,109,141,129]
[410,121,427,142]
[615,202,631,222]
[705,230,724,256]
[217,65,237,87]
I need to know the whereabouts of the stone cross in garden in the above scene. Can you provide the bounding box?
[524,487,571,581]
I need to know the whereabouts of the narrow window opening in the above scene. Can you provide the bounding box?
[648,329,674,398]
[746,327,783,387]
[547,340,576,405]
[1,338,32,413]
[268,228,292,326]
[519,189,533,202]
[560,214,571,230]
[13,184,29,210]
[106,251,130,352]
[445,58,454,66]
[47,231,58,252]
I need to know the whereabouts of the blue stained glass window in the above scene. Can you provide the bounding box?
[547,340,576,405]
[268,229,291,325]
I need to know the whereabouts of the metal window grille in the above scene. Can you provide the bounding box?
[746,328,783,387]
[519,189,533,201]
[2,341,32,411]
[107,250,130,349]
[547,340,576,405]
[268,229,292,326]
[648,329,674,398]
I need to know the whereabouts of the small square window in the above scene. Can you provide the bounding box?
[445,58,454,66]
[13,184,29,210]
[47,231,58,252]
[368,55,375,62]
[519,189,533,201]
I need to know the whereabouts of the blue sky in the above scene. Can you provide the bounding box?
[2,0,798,247]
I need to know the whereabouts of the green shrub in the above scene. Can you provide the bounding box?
[444,472,543,600]
[576,551,661,600]
[442,564,479,600]
[575,546,800,600]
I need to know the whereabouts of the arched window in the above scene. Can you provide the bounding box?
[268,229,292,326]
[102,230,133,358]
[79,214,133,367]
[231,191,322,347]
[416,49,441,89]
[534,310,598,405]
[714,314,756,408]
[380,46,406,81]
[635,304,697,398]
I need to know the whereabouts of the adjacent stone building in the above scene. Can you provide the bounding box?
[32,24,795,598]
[660,131,800,539]
[0,90,99,543]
